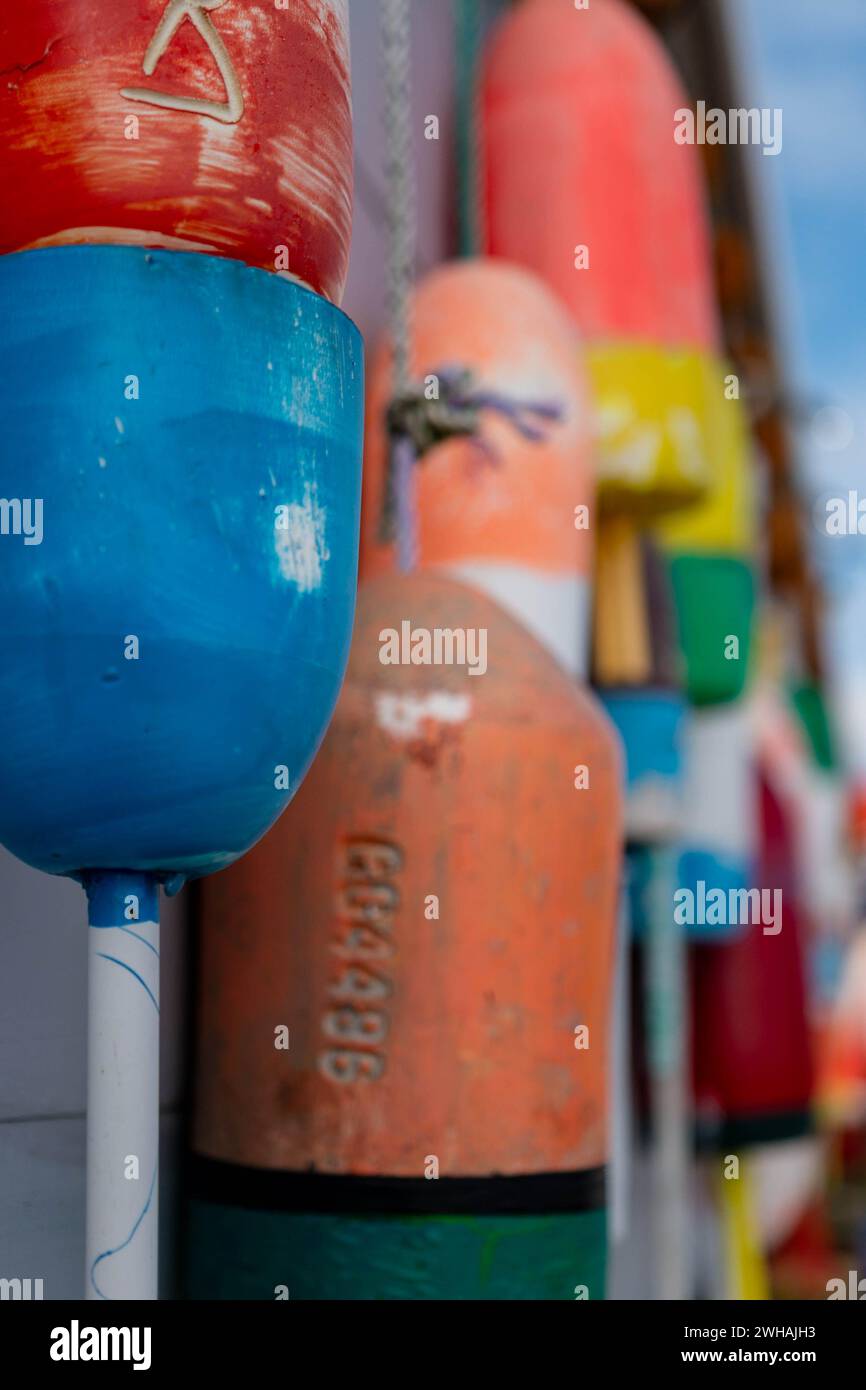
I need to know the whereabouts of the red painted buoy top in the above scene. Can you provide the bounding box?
[481,0,719,350]
[0,1,353,301]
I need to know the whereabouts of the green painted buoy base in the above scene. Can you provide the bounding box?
[184,1204,607,1301]
[668,554,755,706]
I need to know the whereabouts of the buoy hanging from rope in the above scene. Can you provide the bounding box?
[360,258,595,675]
[0,1,354,301]
[187,574,623,1299]
[480,0,725,687]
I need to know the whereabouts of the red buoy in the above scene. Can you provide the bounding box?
[0,1,353,300]
[692,775,815,1145]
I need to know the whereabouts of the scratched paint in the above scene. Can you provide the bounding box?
[274,483,330,594]
[374,691,473,740]
[0,0,353,301]
[0,246,363,883]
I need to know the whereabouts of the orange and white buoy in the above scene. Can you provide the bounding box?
[187,573,623,1299]
[360,259,595,676]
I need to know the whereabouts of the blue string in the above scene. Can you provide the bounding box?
[89,1164,158,1300]
[95,953,160,1015]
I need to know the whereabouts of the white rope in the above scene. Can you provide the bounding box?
[380,0,416,398]
[379,0,418,566]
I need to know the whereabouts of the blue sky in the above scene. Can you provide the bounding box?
[741,0,866,759]
[748,0,866,415]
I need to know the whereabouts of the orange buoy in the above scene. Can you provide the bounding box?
[187,573,623,1299]
[360,259,594,676]
[0,1,353,301]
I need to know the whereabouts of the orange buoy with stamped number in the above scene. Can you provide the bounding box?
[0,1,353,301]
[186,573,623,1299]
[359,258,595,676]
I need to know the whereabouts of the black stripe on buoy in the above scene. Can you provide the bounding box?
[187,1155,606,1215]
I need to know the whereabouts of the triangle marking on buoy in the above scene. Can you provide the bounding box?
[121,0,244,125]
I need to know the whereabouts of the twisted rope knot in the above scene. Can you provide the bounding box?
[388,364,564,454]
[381,365,565,559]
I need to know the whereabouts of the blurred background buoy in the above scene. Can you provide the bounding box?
[481,0,724,691]
[692,773,815,1148]
[360,258,594,676]
[655,387,758,708]
[676,703,757,943]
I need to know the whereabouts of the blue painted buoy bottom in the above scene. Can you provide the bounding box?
[183,1202,607,1301]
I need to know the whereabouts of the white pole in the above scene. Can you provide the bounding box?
[84,872,160,1300]
[646,847,690,1301]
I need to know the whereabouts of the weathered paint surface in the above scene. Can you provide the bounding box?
[0,1,353,301]
[0,246,363,882]
[194,574,623,1177]
[184,1202,607,1300]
